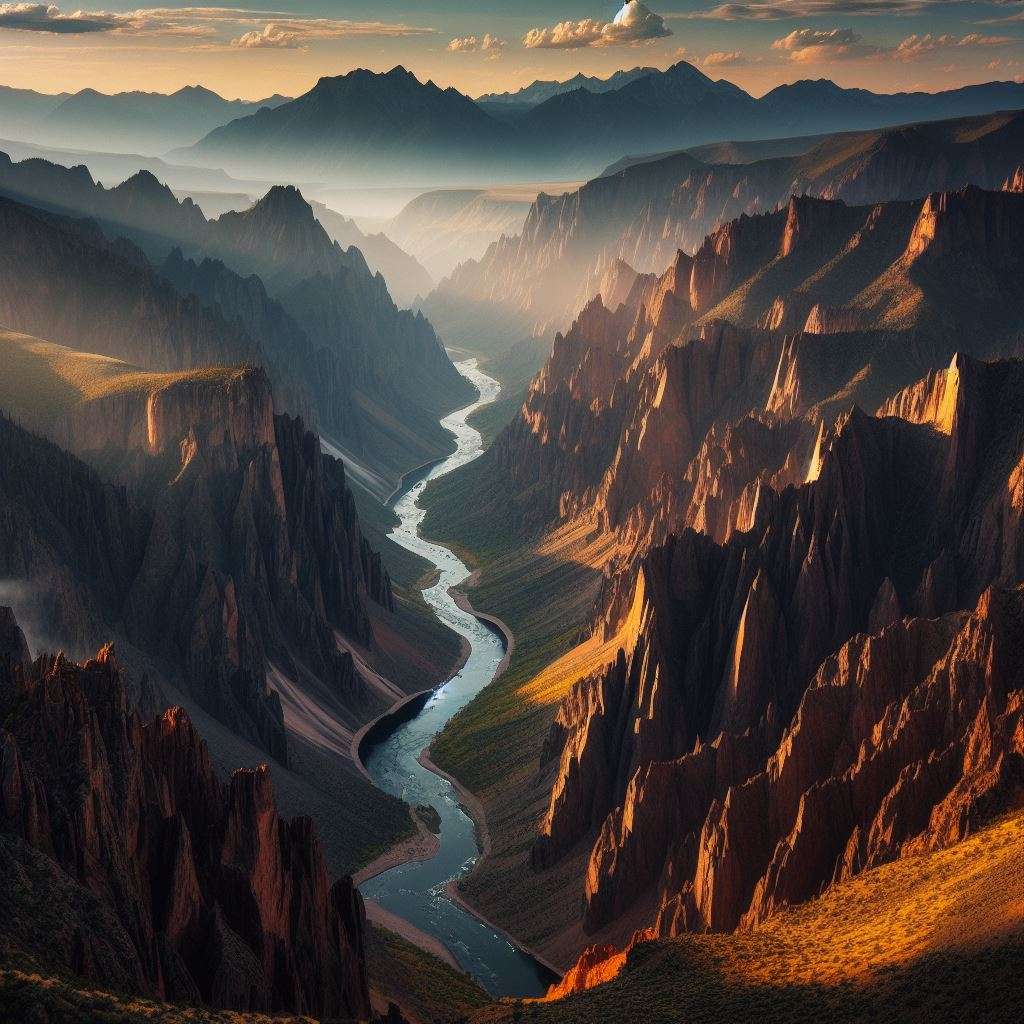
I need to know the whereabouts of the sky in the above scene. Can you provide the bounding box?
[0,1,1023,99]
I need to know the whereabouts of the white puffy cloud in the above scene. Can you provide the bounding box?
[448,32,506,54]
[524,1,672,50]
[770,25,1018,65]
[771,26,878,62]
[702,49,749,66]
[230,23,300,49]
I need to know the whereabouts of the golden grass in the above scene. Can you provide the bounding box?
[474,811,1024,1023]
[366,925,492,1023]
[0,963,315,1023]
[0,327,244,430]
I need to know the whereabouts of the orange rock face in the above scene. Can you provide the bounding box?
[543,943,628,1000]
[533,354,1024,944]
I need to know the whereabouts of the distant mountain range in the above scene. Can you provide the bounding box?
[476,67,658,114]
[0,83,289,154]
[5,63,1024,187]
[178,66,515,186]
[174,62,1024,186]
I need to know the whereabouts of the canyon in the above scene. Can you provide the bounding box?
[417,172,1024,988]
[0,156,474,492]
[3,56,1024,1024]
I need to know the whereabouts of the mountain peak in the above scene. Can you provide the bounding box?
[663,60,714,84]
[110,168,181,208]
[253,184,314,220]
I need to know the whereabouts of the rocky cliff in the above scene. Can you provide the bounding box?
[0,195,261,374]
[442,183,1024,569]
[0,628,371,1018]
[1,365,393,761]
[0,158,475,490]
[430,109,1024,337]
[533,355,1024,944]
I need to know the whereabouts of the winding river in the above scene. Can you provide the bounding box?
[358,359,557,998]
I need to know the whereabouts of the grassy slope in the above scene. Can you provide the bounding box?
[0,922,493,1024]
[473,811,1024,1024]
[0,959,315,1024]
[0,327,241,429]
[465,337,549,449]
[367,926,492,1023]
[5,810,1020,1024]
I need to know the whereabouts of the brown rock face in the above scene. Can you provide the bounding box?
[0,607,31,675]
[534,355,1024,942]
[448,182,1024,573]
[0,369,393,762]
[905,185,1024,262]
[0,633,371,1018]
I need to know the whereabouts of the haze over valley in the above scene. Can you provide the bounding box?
[1,3,1024,1022]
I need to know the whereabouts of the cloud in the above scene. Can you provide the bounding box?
[895,32,1014,59]
[524,1,672,50]
[686,0,961,20]
[0,3,121,33]
[0,5,436,45]
[702,49,749,66]
[230,23,300,49]
[448,32,506,54]
[768,23,1017,65]
[772,26,880,61]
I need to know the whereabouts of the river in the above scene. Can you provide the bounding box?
[358,358,557,998]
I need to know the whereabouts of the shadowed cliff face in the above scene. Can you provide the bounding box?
[0,164,474,490]
[0,367,394,761]
[447,184,1024,566]
[429,109,1024,337]
[0,630,371,1018]
[533,355,1024,944]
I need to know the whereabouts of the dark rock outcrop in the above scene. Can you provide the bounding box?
[0,630,371,1018]
[0,365,393,761]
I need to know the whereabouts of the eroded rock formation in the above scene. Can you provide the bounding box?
[534,355,1024,943]
[429,109,1024,337]
[442,183,1024,567]
[0,366,393,761]
[0,628,371,1018]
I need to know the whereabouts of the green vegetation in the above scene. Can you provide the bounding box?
[420,455,520,570]
[466,338,547,449]
[366,925,492,1023]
